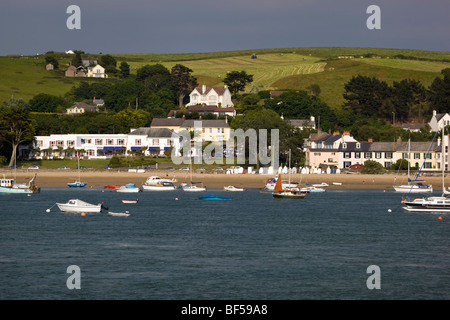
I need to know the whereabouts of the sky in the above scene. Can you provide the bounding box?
[0,0,449,55]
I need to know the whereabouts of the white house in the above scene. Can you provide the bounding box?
[186,85,233,108]
[87,64,108,78]
[33,129,182,159]
[66,102,99,114]
[429,110,450,132]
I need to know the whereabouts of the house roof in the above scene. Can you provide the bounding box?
[68,102,98,111]
[151,118,185,127]
[193,86,227,96]
[339,142,371,152]
[129,127,176,138]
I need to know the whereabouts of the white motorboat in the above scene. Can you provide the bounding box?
[108,211,130,217]
[224,185,245,191]
[304,186,326,193]
[122,199,138,204]
[142,176,176,191]
[402,196,450,212]
[182,184,206,192]
[55,199,105,213]
[117,183,141,193]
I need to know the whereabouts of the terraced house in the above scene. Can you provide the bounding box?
[305,133,446,171]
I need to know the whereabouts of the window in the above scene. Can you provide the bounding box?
[355,152,361,159]
[209,128,212,133]
[314,152,321,156]
[192,94,198,101]
[95,139,102,145]
[414,153,420,159]
[135,139,141,146]
[344,152,351,158]
[117,139,125,145]
[356,142,360,149]
[385,152,393,159]
[364,152,372,159]
[68,140,75,146]
[342,143,347,149]
[106,139,114,145]
[375,152,382,159]
[343,161,351,168]
[384,162,393,168]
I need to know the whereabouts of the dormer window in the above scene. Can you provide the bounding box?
[342,142,347,149]
[356,142,360,149]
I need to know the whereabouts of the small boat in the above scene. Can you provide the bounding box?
[394,139,432,193]
[108,211,130,217]
[122,199,138,204]
[54,199,106,213]
[68,157,87,187]
[224,185,245,191]
[104,185,121,189]
[182,182,206,192]
[264,178,299,191]
[332,182,342,186]
[272,150,307,199]
[304,186,326,193]
[393,182,433,193]
[198,194,232,200]
[312,182,329,187]
[402,127,447,212]
[142,176,176,191]
[117,183,141,193]
[67,180,87,188]
[0,174,40,194]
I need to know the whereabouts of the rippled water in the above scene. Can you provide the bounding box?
[1,187,449,300]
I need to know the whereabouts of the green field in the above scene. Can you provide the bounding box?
[1,47,449,109]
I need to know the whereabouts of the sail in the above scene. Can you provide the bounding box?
[274,174,283,192]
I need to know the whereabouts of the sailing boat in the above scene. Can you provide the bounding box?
[67,156,87,187]
[182,161,206,192]
[402,127,450,212]
[393,138,433,193]
[272,150,307,199]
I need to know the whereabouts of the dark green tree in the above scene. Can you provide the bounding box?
[29,93,66,113]
[428,68,450,114]
[0,99,36,167]
[119,61,130,79]
[224,70,253,98]
[171,64,197,108]
[343,75,392,120]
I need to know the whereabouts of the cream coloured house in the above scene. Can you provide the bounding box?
[87,64,108,78]
[186,85,233,108]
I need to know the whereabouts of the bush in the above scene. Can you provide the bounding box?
[108,156,122,168]
[361,160,384,174]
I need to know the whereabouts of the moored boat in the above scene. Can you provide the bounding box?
[198,194,232,200]
[122,199,139,204]
[54,199,106,213]
[117,183,141,193]
[67,180,87,188]
[0,174,39,194]
[108,211,130,217]
[224,185,245,191]
[142,176,176,191]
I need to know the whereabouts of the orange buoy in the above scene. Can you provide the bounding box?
[81,212,86,217]
[438,216,443,220]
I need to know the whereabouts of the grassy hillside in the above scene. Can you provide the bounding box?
[1,47,449,109]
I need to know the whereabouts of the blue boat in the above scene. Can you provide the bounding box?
[198,194,232,200]
[67,180,87,187]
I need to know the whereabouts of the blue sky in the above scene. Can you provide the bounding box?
[0,0,449,55]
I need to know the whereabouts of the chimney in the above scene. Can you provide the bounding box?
[368,138,373,143]
[202,84,206,94]
[333,131,340,135]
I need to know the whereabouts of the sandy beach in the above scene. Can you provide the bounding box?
[2,168,447,190]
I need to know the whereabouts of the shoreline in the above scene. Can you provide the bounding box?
[2,169,447,190]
